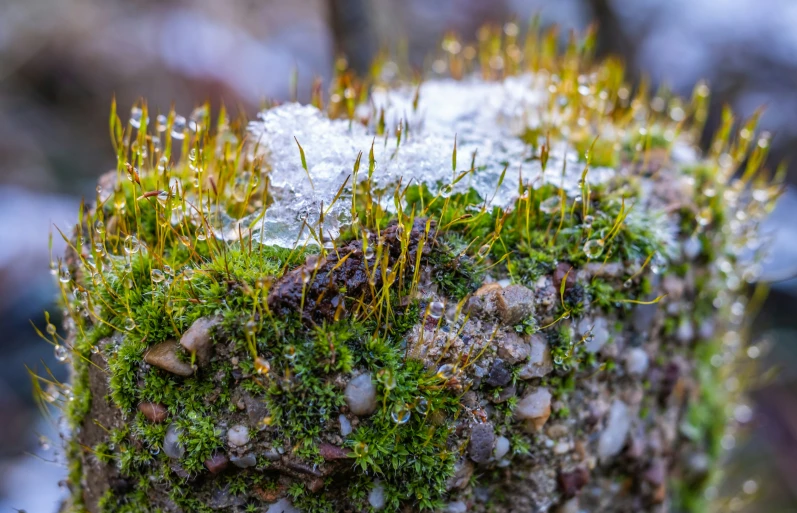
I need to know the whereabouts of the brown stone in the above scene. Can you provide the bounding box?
[180,315,221,367]
[143,340,194,376]
[318,442,350,461]
[254,483,285,502]
[204,453,229,474]
[558,466,589,499]
[499,284,535,325]
[496,331,531,364]
[137,402,168,423]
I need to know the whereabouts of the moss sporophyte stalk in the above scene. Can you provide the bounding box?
[35,21,778,513]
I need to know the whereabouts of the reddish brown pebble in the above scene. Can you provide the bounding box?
[138,402,168,423]
[254,484,285,502]
[318,442,350,461]
[307,477,325,493]
[204,453,229,474]
[558,466,590,499]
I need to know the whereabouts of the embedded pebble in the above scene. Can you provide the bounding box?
[180,315,220,366]
[516,388,552,430]
[230,453,257,468]
[339,414,353,436]
[625,348,649,376]
[163,423,185,459]
[345,373,378,416]
[499,284,535,325]
[494,435,511,460]
[208,485,246,509]
[266,498,302,513]
[144,340,194,376]
[485,358,511,387]
[467,283,504,320]
[204,453,229,474]
[368,481,386,510]
[496,331,531,364]
[227,425,249,447]
[446,501,468,513]
[318,442,350,460]
[138,402,168,423]
[517,335,553,379]
[468,422,496,463]
[598,400,631,461]
[447,459,474,490]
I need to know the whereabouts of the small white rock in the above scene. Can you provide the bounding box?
[446,501,468,513]
[368,481,386,510]
[493,435,511,460]
[598,400,631,461]
[345,373,378,416]
[339,414,353,437]
[515,388,552,430]
[227,425,249,447]
[625,348,649,376]
[267,498,302,513]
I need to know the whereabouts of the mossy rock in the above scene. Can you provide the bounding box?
[44,23,778,513]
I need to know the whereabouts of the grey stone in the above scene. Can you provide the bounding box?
[516,388,552,430]
[625,348,649,376]
[598,400,631,461]
[144,339,194,376]
[447,459,474,490]
[368,481,386,510]
[230,453,257,468]
[339,414,352,436]
[496,331,531,364]
[485,358,511,386]
[446,501,468,513]
[499,284,535,325]
[345,373,377,416]
[243,393,268,427]
[468,423,496,463]
[163,423,185,459]
[517,335,553,379]
[180,315,220,367]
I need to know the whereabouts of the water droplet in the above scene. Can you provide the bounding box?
[150,447,161,456]
[623,279,632,288]
[46,323,57,335]
[436,363,457,380]
[171,115,186,139]
[254,356,271,374]
[428,301,444,319]
[440,184,453,197]
[94,220,105,235]
[284,345,297,362]
[391,404,411,424]
[182,268,195,281]
[156,114,168,132]
[415,397,429,415]
[245,320,257,337]
[583,215,594,227]
[39,435,51,451]
[574,195,582,203]
[553,355,564,365]
[90,345,100,354]
[163,265,173,276]
[94,242,106,257]
[130,107,143,129]
[477,244,490,258]
[150,269,166,283]
[196,226,208,241]
[157,190,169,207]
[54,344,69,362]
[444,306,459,324]
[583,239,604,259]
[540,196,560,214]
[59,266,71,283]
[124,318,136,331]
[364,245,375,260]
[124,235,140,254]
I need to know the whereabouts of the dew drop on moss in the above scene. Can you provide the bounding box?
[46,323,56,335]
[124,318,136,331]
[171,115,186,140]
[364,245,375,260]
[540,196,560,214]
[415,397,429,415]
[428,301,444,319]
[150,269,166,283]
[477,244,490,258]
[583,215,594,227]
[54,344,69,362]
[94,220,105,235]
[124,235,140,254]
[583,239,604,259]
[156,190,169,207]
[129,107,143,129]
[436,363,457,380]
[391,404,411,424]
[155,114,167,132]
[196,227,208,241]
[58,267,71,283]
[255,357,271,374]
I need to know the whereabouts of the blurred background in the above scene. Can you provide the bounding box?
[2,0,797,511]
